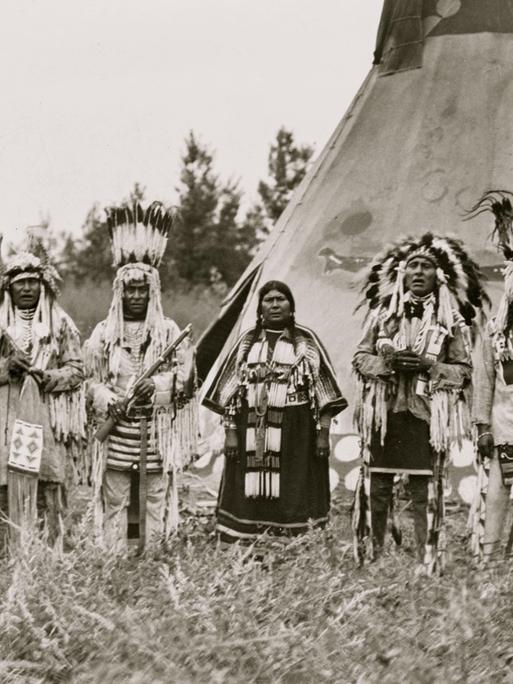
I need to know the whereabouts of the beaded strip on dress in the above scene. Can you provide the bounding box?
[225,328,320,499]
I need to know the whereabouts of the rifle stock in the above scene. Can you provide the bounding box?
[94,402,129,443]
[94,324,192,443]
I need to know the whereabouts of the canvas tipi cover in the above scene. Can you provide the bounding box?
[194,0,513,504]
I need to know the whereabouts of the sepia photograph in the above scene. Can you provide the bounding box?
[1,1,513,681]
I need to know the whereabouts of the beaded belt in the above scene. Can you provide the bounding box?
[285,390,308,406]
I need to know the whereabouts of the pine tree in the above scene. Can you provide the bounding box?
[253,127,314,234]
[164,132,255,288]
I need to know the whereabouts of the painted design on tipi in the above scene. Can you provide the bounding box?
[424,0,513,37]
[424,0,462,37]
[318,248,368,275]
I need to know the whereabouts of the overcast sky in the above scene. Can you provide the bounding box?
[0,1,382,242]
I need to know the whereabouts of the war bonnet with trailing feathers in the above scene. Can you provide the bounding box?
[359,232,488,331]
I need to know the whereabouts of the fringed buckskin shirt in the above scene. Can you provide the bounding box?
[0,306,85,485]
[353,305,472,453]
[85,316,193,471]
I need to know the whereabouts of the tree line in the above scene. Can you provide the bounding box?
[60,128,313,292]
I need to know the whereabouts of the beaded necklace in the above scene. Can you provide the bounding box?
[14,307,36,354]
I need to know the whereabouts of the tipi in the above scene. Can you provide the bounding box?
[195,0,513,503]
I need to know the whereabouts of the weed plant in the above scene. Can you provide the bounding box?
[1,497,513,683]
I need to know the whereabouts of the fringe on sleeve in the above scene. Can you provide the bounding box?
[430,390,470,453]
[353,374,390,447]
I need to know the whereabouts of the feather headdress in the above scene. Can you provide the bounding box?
[464,190,513,260]
[0,226,61,294]
[97,200,176,373]
[105,201,175,268]
[465,190,513,336]
[359,232,488,329]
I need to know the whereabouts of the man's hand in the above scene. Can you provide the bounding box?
[132,378,156,402]
[390,350,434,373]
[476,425,494,461]
[316,427,330,459]
[7,352,31,377]
[108,399,127,422]
[31,369,60,392]
[224,427,238,459]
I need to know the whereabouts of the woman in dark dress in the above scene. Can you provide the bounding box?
[203,281,347,543]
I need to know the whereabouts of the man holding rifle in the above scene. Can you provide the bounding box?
[85,202,196,554]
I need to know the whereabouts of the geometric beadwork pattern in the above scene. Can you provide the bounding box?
[8,419,43,474]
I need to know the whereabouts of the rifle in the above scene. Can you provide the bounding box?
[94,323,192,443]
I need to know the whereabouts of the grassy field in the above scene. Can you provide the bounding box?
[1,496,513,684]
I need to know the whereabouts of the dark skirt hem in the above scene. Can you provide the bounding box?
[217,510,329,542]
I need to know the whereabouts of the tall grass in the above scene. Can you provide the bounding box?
[59,278,222,339]
[1,501,513,683]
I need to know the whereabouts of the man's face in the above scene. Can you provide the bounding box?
[405,256,437,297]
[10,276,41,310]
[122,279,150,320]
